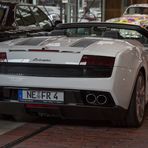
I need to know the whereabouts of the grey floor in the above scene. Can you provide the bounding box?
[0,119,25,135]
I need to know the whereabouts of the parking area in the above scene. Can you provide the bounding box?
[0,109,148,148]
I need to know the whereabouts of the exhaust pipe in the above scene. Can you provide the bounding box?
[96,95,107,105]
[86,94,97,105]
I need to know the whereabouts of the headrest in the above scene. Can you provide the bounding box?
[102,30,123,39]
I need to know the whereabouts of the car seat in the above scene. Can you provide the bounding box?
[102,30,123,39]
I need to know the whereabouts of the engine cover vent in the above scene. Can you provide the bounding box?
[71,39,99,48]
[16,38,48,46]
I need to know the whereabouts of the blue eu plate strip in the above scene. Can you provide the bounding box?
[18,89,23,101]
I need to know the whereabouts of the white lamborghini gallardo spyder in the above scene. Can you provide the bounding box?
[0,22,148,127]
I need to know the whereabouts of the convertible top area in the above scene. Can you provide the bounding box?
[55,22,148,38]
[50,22,148,47]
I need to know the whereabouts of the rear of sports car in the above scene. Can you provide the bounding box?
[0,36,138,122]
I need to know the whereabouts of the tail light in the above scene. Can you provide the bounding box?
[79,55,115,68]
[0,52,7,62]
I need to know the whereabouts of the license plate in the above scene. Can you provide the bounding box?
[18,89,64,103]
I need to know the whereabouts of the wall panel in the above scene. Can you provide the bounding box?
[105,0,148,20]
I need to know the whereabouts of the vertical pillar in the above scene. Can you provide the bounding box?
[101,0,105,21]
[64,2,68,23]
[67,0,71,23]
[63,0,71,23]
[32,0,37,4]
[60,0,63,22]
[73,0,79,22]
[62,0,71,23]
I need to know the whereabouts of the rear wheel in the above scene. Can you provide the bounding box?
[126,71,145,127]
[112,71,146,127]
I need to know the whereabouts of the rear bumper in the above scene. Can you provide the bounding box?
[0,102,127,121]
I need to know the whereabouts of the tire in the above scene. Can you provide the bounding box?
[125,71,146,127]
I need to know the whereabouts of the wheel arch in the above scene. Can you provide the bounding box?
[127,66,146,109]
[130,66,146,106]
[140,67,147,104]
[126,67,146,127]
[140,67,146,82]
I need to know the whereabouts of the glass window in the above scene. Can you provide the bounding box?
[30,5,52,29]
[0,7,6,24]
[16,5,36,26]
[126,7,148,15]
[30,6,49,24]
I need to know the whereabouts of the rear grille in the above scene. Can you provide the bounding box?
[0,63,113,78]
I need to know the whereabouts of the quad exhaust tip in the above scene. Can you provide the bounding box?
[96,95,107,105]
[86,94,97,105]
[86,94,107,105]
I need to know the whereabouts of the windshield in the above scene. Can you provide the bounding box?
[125,7,148,15]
